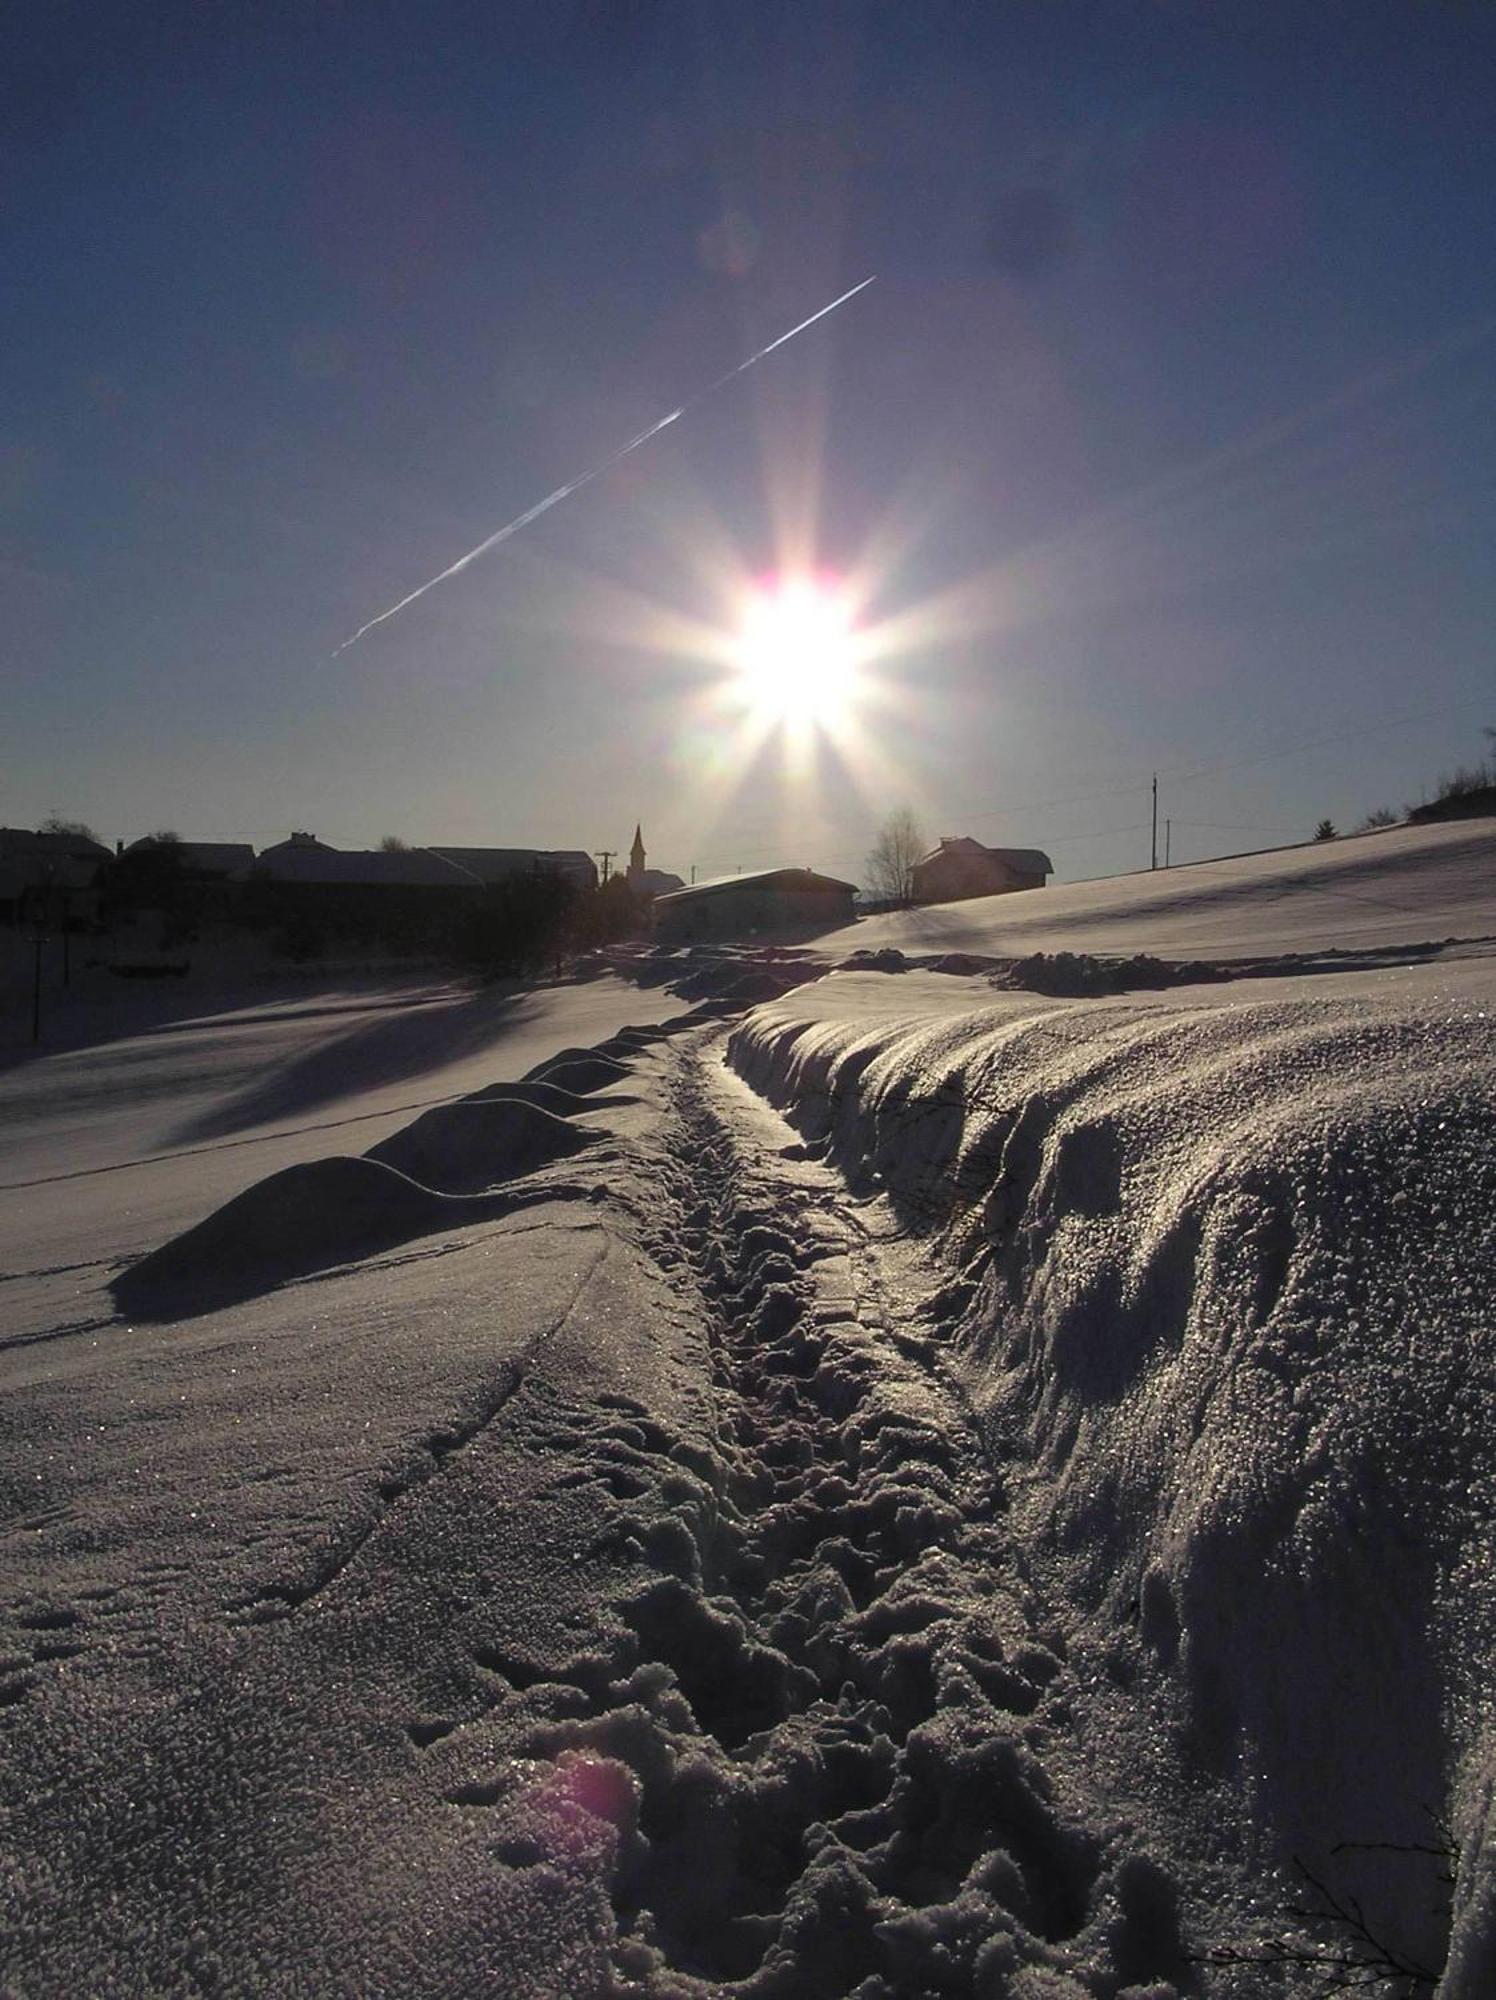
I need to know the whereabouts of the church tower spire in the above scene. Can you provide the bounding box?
[628,824,646,889]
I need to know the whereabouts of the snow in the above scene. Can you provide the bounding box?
[729,950,1495,1991]
[2,829,1494,1995]
[831,818,1496,963]
[0,976,682,1352]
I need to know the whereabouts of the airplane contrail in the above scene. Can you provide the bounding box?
[332,275,876,656]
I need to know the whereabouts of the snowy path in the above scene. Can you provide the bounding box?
[2,999,1189,1996]
[727,951,1496,1997]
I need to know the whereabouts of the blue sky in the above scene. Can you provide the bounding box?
[5,1,1493,883]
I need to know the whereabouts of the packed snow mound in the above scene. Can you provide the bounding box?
[606,944,825,1005]
[671,961,820,1005]
[524,1049,634,1094]
[730,973,1496,1987]
[366,1096,598,1193]
[914,951,1007,975]
[456,1076,636,1118]
[995,950,1230,995]
[596,1025,673,1056]
[835,947,910,973]
[111,1155,514,1317]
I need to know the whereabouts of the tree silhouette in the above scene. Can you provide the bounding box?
[866,808,925,904]
[38,815,101,844]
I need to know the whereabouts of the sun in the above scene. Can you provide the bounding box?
[734,574,859,728]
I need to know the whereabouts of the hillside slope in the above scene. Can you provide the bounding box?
[831,817,1495,962]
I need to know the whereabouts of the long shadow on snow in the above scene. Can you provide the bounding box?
[167,985,538,1146]
[116,1042,629,1320]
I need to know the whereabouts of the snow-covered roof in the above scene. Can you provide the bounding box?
[428,847,597,888]
[653,866,858,906]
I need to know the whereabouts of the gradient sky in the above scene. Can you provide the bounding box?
[5,0,1494,885]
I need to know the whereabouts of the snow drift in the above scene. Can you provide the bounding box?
[367,1093,601,1193]
[109,1155,522,1317]
[729,966,1496,1988]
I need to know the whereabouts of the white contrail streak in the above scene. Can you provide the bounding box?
[332,275,876,656]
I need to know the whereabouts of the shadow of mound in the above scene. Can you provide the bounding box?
[367,1096,600,1193]
[168,986,535,1145]
[111,1156,516,1322]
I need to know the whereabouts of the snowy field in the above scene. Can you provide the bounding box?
[831,819,1495,964]
[2,822,1493,1996]
[0,977,684,1352]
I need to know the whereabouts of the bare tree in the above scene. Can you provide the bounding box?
[38,814,101,844]
[866,808,926,905]
[378,834,409,852]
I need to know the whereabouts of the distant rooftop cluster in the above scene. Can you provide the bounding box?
[247,832,599,891]
[0,825,689,927]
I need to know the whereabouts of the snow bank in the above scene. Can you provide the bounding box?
[109,1022,674,1316]
[729,967,1496,1987]
[367,1095,599,1192]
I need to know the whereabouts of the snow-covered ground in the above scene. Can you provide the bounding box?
[832,819,1495,963]
[2,826,1493,1996]
[0,976,684,1351]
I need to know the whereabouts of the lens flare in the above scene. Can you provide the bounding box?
[734,574,859,728]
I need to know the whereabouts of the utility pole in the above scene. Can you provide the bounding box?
[31,931,44,1044]
[594,850,615,885]
[690,865,696,885]
[1150,773,1158,871]
[1165,818,1172,868]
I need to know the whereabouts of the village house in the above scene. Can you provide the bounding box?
[911,836,1053,904]
[0,827,114,930]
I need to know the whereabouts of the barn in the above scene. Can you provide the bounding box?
[652,867,857,944]
[911,836,1052,903]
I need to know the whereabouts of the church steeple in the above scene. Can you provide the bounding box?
[628,824,646,889]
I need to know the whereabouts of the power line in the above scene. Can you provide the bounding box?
[1162,693,1490,789]
[685,691,1489,879]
